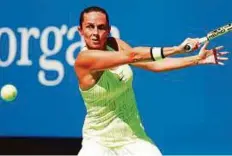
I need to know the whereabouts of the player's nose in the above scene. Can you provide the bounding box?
[92,27,99,35]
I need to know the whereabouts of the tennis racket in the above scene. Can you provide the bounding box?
[185,23,232,52]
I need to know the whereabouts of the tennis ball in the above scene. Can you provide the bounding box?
[0,84,17,102]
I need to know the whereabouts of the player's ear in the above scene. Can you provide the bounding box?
[78,26,83,36]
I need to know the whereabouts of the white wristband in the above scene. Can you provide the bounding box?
[151,47,164,61]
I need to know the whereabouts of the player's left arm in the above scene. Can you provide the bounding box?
[116,38,229,72]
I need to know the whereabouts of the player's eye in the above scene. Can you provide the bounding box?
[98,25,107,30]
[86,25,94,29]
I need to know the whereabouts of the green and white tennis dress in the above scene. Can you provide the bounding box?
[78,45,162,156]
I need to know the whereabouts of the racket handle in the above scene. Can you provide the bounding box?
[184,37,208,52]
[184,44,192,52]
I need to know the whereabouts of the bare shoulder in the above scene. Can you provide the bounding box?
[116,38,132,50]
[74,50,90,70]
[107,37,132,51]
[74,49,102,91]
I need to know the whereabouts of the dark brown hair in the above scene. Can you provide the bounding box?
[79,6,110,28]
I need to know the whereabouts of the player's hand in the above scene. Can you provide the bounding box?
[178,38,200,53]
[198,42,229,65]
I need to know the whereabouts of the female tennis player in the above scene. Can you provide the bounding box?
[75,6,229,156]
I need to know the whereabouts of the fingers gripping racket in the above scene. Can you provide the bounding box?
[185,23,232,52]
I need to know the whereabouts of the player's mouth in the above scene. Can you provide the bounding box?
[92,38,100,44]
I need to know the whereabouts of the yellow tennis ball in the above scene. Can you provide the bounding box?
[0,84,17,102]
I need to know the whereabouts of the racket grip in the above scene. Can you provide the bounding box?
[184,44,193,52]
[184,37,208,52]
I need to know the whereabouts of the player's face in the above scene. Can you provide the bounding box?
[78,11,110,50]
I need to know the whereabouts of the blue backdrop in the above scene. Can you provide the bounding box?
[0,0,232,154]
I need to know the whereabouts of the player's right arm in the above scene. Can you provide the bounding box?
[75,39,198,72]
